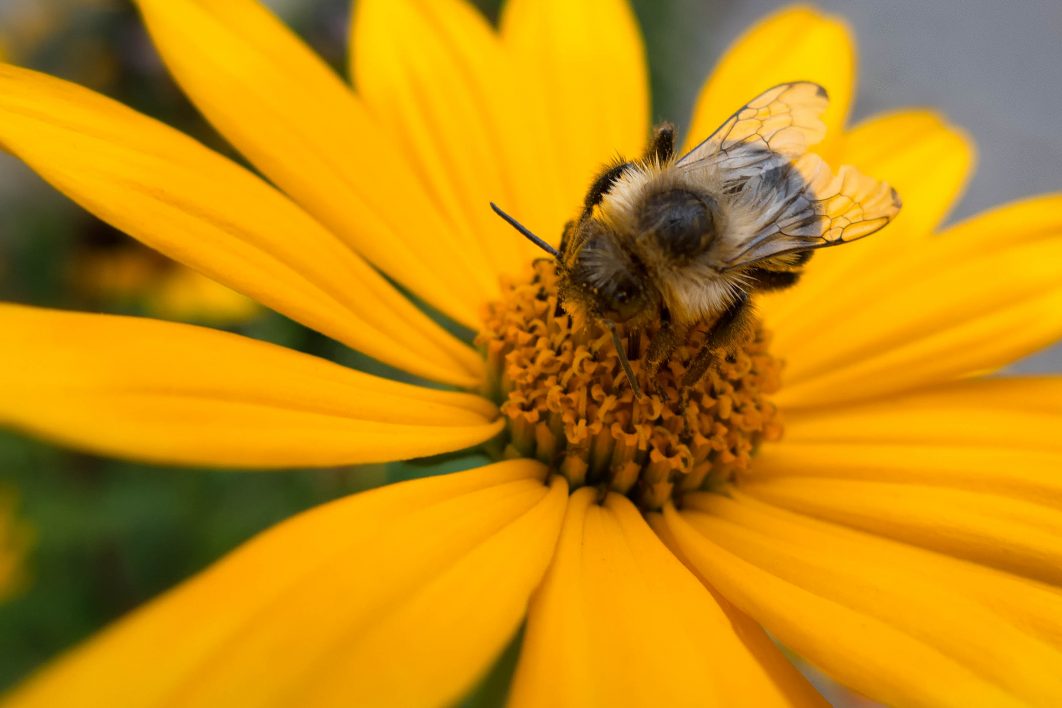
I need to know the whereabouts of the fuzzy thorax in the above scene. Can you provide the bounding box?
[478,261,784,511]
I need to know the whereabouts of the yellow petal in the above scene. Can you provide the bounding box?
[501,0,649,225]
[660,491,1062,706]
[0,63,480,386]
[133,0,491,324]
[772,195,1062,409]
[8,461,567,708]
[777,375,1062,489]
[510,487,823,708]
[755,376,1062,581]
[761,111,975,362]
[781,376,1062,451]
[684,6,853,157]
[0,305,502,468]
[352,0,561,276]
[743,477,1062,586]
[757,443,1062,507]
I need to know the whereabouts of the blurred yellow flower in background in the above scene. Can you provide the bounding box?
[1,0,1061,706]
[72,244,258,326]
[0,493,29,603]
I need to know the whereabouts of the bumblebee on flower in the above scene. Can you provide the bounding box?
[493,80,899,398]
[1,1,1061,707]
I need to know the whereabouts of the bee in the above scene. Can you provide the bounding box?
[492,82,900,397]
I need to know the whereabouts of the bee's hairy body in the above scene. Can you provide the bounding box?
[560,136,804,328]
[494,82,901,395]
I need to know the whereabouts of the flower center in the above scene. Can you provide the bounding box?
[478,261,784,510]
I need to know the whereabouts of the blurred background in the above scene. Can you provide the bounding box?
[0,0,1059,703]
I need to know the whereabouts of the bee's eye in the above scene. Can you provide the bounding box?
[640,189,717,259]
[565,222,656,323]
[603,278,644,322]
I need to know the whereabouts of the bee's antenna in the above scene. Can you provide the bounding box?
[490,202,561,259]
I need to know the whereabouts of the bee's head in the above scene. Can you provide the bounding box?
[560,218,658,324]
[488,202,659,325]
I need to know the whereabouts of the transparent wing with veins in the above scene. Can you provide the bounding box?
[724,153,901,267]
[676,81,901,267]
[676,81,829,184]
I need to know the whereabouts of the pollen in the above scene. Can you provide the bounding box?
[478,261,784,510]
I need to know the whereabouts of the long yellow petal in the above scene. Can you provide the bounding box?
[750,375,1062,582]
[0,63,480,386]
[352,0,560,276]
[683,6,853,157]
[775,374,1062,502]
[754,443,1062,506]
[772,195,1062,409]
[133,0,490,324]
[761,111,975,360]
[510,487,823,707]
[780,376,1062,451]
[0,305,501,468]
[660,492,1062,706]
[743,477,1062,586]
[8,461,566,707]
[501,0,649,226]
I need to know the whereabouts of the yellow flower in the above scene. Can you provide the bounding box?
[72,245,259,326]
[1,1,1061,706]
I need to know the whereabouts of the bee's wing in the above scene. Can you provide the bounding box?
[675,82,828,182]
[721,152,901,268]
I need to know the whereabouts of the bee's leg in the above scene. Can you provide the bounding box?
[644,307,680,398]
[645,307,677,370]
[583,161,633,216]
[558,220,575,256]
[627,328,642,361]
[645,122,676,164]
[744,267,801,292]
[744,251,814,292]
[681,293,752,390]
[605,320,642,399]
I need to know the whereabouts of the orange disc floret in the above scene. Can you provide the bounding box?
[479,261,784,510]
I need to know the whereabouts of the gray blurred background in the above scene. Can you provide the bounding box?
[0,0,1058,702]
